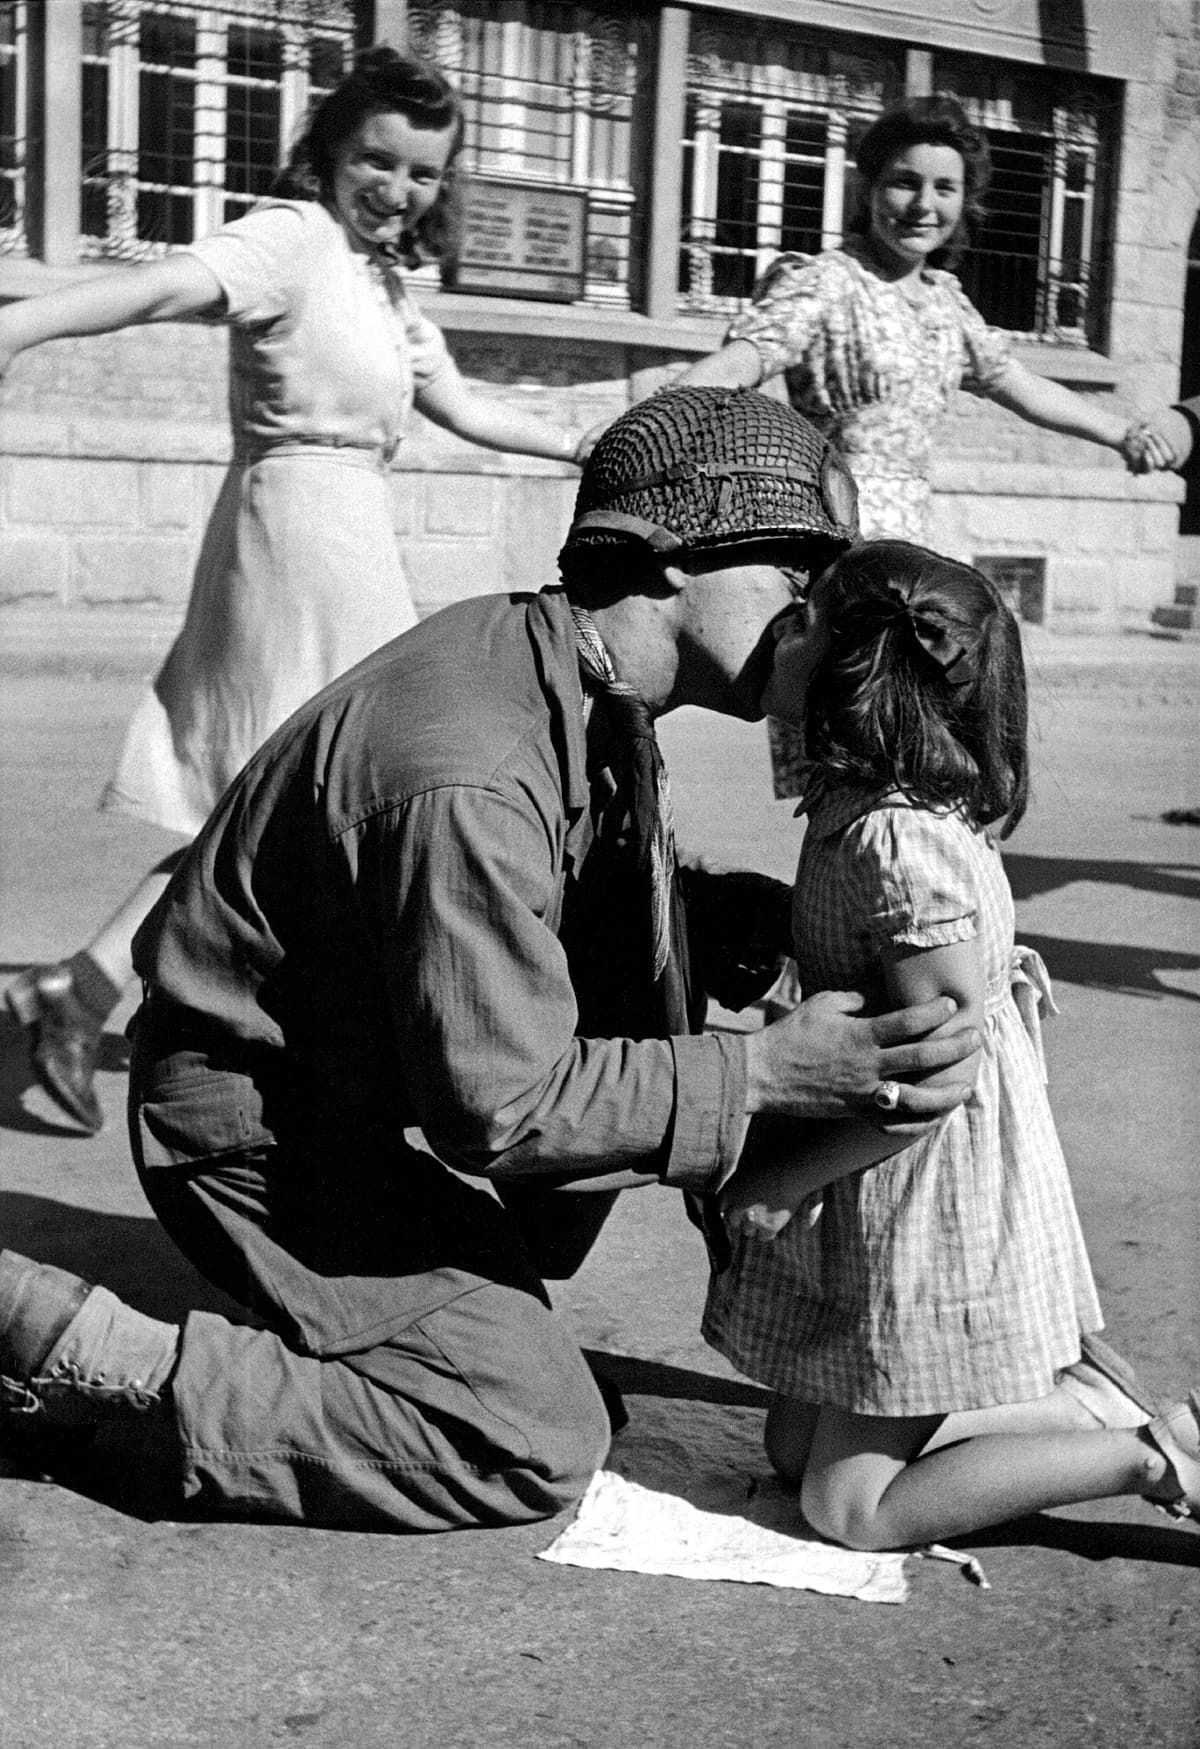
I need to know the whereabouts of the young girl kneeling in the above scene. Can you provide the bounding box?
[703,541,1199,1551]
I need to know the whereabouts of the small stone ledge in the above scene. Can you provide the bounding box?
[933,461,1185,500]
[0,604,180,676]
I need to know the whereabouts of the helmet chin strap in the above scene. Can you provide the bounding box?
[568,510,684,554]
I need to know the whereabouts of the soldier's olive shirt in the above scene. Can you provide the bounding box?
[130,588,748,1203]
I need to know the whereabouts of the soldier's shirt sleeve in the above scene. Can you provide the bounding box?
[371,782,747,1192]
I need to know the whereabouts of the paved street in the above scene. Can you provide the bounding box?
[0,629,1198,1748]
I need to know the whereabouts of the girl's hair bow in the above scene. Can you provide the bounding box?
[882,580,981,687]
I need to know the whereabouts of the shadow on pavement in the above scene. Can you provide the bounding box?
[1003,853,1200,905]
[0,1191,240,1325]
[1010,931,1200,1003]
[950,1510,1200,1569]
[584,1349,771,1409]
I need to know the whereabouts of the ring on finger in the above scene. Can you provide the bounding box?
[873,1080,902,1112]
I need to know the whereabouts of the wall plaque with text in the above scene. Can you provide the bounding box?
[450,179,587,302]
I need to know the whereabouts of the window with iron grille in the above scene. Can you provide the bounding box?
[934,52,1119,348]
[679,13,1118,349]
[0,0,26,255]
[407,1,652,308]
[679,15,903,311]
[80,0,353,262]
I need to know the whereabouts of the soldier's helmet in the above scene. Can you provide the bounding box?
[560,386,859,569]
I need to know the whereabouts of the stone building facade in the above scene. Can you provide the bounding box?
[0,0,1196,662]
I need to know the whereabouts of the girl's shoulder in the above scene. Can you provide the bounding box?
[803,783,980,847]
[195,197,342,269]
[751,247,858,301]
[183,199,339,317]
[918,264,989,319]
[227,196,333,234]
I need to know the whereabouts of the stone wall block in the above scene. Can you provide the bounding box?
[959,498,1051,546]
[386,473,418,537]
[1109,555,1177,613]
[1069,500,1141,556]
[73,537,196,607]
[1159,1,1191,40]
[69,415,231,463]
[193,464,229,525]
[8,458,139,526]
[0,410,73,455]
[502,476,578,593]
[1139,501,1183,552]
[141,462,199,528]
[1140,247,1190,309]
[405,541,508,614]
[1114,134,1152,197]
[1044,558,1120,623]
[423,473,498,538]
[0,533,70,603]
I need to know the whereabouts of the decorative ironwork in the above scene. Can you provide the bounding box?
[680,17,900,313]
[408,2,650,309]
[79,0,353,262]
[0,0,26,256]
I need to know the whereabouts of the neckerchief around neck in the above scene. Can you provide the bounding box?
[571,604,677,984]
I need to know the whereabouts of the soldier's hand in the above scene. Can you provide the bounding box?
[743,988,978,1129]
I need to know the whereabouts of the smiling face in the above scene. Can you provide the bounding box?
[867,142,966,273]
[328,109,456,253]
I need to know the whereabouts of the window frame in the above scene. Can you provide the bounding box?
[0,0,27,256]
[675,11,1118,350]
[79,0,353,262]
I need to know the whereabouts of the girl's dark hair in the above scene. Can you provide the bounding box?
[271,45,464,267]
[804,540,1028,837]
[846,91,990,267]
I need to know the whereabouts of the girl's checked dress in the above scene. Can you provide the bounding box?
[703,787,1104,1416]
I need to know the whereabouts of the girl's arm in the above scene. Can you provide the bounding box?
[984,358,1135,454]
[0,255,225,374]
[676,338,764,390]
[414,353,584,462]
[721,937,985,1238]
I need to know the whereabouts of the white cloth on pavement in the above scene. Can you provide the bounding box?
[537,1469,909,1603]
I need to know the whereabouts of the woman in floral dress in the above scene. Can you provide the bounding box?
[681,92,1155,796]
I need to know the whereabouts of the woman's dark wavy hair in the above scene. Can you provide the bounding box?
[846,91,990,268]
[804,541,1028,837]
[271,45,464,267]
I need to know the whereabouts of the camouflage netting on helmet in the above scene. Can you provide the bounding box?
[562,386,859,561]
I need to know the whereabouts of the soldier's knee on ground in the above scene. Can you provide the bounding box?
[510,1350,611,1516]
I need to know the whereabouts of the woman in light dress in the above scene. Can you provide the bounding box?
[3,48,585,1132]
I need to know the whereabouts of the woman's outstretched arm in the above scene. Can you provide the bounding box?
[676,337,764,389]
[985,357,1137,454]
[414,353,584,461]
[0,255,225,374]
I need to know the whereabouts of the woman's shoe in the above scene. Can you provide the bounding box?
[1142,1392,1200,1522]
[5,964,104,1133]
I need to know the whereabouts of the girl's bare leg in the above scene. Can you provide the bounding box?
[799,1405,1173,1552]
[765,1366,1140,1487]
